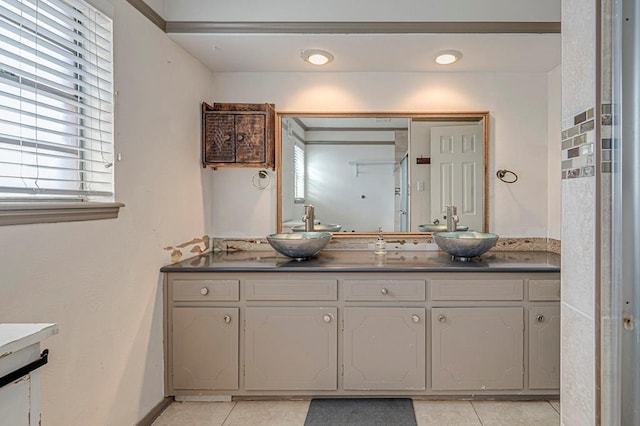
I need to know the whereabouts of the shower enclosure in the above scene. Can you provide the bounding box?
[607,0,640,423]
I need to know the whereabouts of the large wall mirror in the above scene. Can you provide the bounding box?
[276,112,489,237]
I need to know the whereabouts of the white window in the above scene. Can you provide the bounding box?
[294,143,305,203]
[0,0,118,224]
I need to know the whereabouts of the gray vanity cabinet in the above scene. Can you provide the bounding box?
[164,268,560,398]
[244,307,338,390]
[172,307,239,390]
[167,276,241,392]
[528,307,561,389]
[431,307,524,391]
[343,307,426,390]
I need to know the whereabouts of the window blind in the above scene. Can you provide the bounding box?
[0,0,114,202]
[294,143,305,203]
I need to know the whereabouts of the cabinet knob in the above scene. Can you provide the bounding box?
[536,314,545,323]
[225,134,231,141]
[412,315,420,323]
[200,287,209,295]
[380,288,389,295]
[224,315,231,324]
[323,314,334,323]
[237,134,244,142]
[438,314,447,323]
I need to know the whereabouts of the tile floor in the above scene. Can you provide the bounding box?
[152,399,561,426]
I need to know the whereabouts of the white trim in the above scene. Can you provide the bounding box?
[0,202,124,226]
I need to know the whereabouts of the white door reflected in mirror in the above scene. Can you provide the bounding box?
[430,124,483,232]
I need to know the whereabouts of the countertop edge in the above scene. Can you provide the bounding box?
[160,250,561,273]
[161,266,561,273]
[0,323,59,356]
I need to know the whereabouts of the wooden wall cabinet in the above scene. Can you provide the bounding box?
[202,102,275,169]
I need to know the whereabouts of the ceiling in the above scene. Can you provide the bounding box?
[139,0,562,73]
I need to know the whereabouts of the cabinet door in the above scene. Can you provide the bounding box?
[431,307,523,391]
[528,306,560,389]
[172,307,239,390]
[235,114,265,163]
[244,307,337,390]
[203,114,235,163]
[0,377,32,426]
[343,307,426,390]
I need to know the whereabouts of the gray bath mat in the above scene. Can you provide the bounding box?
[304,398,417,426]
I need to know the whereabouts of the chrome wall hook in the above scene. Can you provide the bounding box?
[496,169,518,183]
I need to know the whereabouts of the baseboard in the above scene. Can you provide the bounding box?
[136,397,173,426]
[175,395,232,402]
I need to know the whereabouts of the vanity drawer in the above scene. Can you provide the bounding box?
[171,279,239,301]
[430,279,524,301]
[245,279,338,301]
[343,279,426,301]
[529,279,561,301]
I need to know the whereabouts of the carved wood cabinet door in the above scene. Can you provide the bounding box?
[202,102,275,168]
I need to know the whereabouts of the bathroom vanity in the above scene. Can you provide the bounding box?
[161,250,560,400]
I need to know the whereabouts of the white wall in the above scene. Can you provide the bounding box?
[547,65,562,240]
[0,2,214,424]
[307,144,395,232]
[212,71,554,238]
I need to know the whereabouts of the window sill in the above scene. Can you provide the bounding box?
[0,202,124,226]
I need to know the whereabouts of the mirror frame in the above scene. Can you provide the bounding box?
[275,111,490,238]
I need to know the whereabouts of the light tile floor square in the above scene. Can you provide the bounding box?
[413,400,482,426]
[221,401,310,426]
[153,401,235,426]
[471,401,560,426]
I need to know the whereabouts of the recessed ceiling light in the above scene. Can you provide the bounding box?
[301,49,334,66]
[435,50,462,65]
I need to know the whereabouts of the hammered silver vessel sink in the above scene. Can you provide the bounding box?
[418,224,469,232]
[266,232,332,260]
[433,231,499,261]
[291,224,342,232]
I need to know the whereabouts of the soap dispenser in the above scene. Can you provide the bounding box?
[374,227,387,255]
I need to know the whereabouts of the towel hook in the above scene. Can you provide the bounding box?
[496,169,518,183]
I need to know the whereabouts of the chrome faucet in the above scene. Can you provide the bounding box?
[445,205,459,232]
[302,204,315,231]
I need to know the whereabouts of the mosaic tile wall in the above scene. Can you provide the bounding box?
[561,107,595,179]
[601,103,612,173]
[561,104,613,179]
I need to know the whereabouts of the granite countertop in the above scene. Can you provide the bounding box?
[161,250,560,273]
